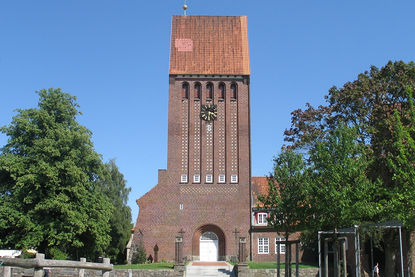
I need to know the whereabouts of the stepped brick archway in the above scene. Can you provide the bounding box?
[192,224,226,260]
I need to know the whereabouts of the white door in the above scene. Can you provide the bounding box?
[200,232,218,261]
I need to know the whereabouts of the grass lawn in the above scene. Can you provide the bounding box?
[247,262,317,269]
[114,262,174,270]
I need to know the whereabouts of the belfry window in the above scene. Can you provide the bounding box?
[230,83,237,100]
[218,83,225,100]
[194,83,201,100]
[182,82,189,99]
[206,83,213,100]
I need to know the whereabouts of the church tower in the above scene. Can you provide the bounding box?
[133,15,251,262]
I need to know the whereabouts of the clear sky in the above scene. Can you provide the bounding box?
[1,1,415,223]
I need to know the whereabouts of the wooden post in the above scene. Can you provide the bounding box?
[175,236,183,265]
[342,239,347,277]
[334,241,339,277]
[296,242,299,277]
[324,240,329,277]
[238,237,247,264]
[288,242,292,277]
[79,258,86,277]
[34,253,45,277]
[285,241,289,277]
[153,244,159,263]
[102,258,110,277]
[3,265,11,277]
[277,241,281,277]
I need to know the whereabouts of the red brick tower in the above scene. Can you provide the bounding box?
[133,15,251,262]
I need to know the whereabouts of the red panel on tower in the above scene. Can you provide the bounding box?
[169,16,250,75]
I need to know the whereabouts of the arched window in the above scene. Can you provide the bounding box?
[218,83,225,100]
[230,83,237,100]
[182,82,189,99]
[206,83,213,100]
[194,82,201,100]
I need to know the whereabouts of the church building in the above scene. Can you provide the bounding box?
[131,15,300,263]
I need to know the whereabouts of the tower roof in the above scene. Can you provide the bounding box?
[169,16,250,75]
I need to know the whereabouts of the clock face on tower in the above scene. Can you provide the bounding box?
[201,104,218,121]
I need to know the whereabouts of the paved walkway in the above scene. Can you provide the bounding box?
[185,261,234,277]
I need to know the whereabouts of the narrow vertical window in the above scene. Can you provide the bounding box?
[218,174,226,183]
[193,174,200,183]
[218,83,225,100]
[194,82,201,100]
[206,174,213,183]
[230,83,237,100]
[206,83,213,100]
[231,174,238,183]
[182,82,189,99]
[180,174,188,183]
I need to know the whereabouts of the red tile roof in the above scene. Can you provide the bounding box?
[169,16,250,75]
[252,176,270,206]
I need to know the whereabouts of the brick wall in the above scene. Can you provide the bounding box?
[251,231,303,263]
[132,76,251,262]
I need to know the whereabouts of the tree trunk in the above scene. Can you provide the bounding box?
[410,231,415,276]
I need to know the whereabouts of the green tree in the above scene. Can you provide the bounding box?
[258,149,309,238]
[0,88,112,260]
[283,61,415,274]
[258,149,309,269]
[305,125,378,240]
[101,159,132,264]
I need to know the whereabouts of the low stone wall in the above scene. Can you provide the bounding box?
[2,266,318,277]
[250,268,318,277]
[233,265,319,277]
[1,268,178,277]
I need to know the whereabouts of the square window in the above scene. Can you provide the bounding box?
[193,174,200,183]
[218,174,225,183]
[275,238,286,254]
[206,174,213,183]
[180,174,188,183]
[231,174,238,183]
[257,213,268,225]
[258,237,269,254]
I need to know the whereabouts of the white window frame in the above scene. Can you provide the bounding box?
[206,174,213,183]
[257,212,268,225]
[193,174,200,183]
[180,174,188,183]
[179,204,184,210]
[218,174,226,183]
[231,174,238,183]
[275,237,286,254]
[258,237,269,254]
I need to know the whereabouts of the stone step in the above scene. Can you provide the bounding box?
[185,263,234,277]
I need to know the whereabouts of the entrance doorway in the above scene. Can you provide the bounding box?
[200,232,218,261]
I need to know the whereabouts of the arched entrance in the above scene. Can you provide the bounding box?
[200,232,218,261]
[192,224,226,261]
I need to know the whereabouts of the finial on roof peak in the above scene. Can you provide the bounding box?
[183,0,188,16]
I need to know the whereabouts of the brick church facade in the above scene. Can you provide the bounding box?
[131,15,302,263]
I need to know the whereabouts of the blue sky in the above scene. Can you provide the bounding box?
[1,1,415,223]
